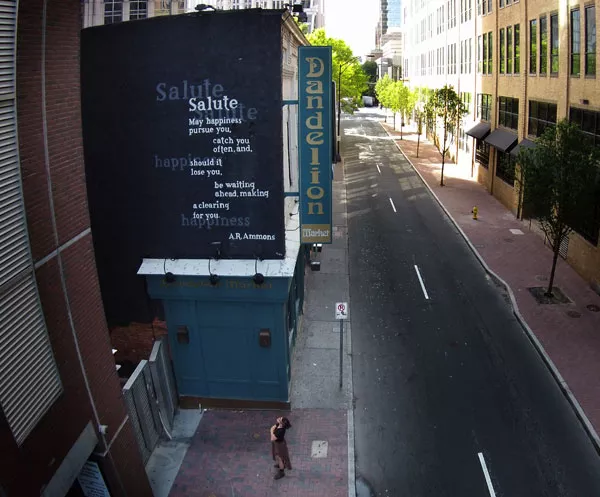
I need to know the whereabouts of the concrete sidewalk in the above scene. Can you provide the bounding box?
[151,159,355,497]
[380,114,600,452]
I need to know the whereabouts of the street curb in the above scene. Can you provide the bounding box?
[338,156,357,497]
[380,121,600,456]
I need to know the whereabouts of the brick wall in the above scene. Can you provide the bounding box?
[0,1,153,495]
[111,318,169,365]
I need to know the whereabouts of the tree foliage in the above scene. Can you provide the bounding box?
[307,29,367,112]
[375,74,393,108]
[293,16,309,34]
[429,85,467,186]
[362,61,378,98]
[519,119,600,296]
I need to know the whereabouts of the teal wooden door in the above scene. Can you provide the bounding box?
[165,299,287,401]
[163,300,208,396]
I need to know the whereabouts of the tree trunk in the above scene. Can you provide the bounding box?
[440,152,445,186]
[400,113,403,139]
[546,235,561,297]
[417,133,420,158]
[393,112,396,130]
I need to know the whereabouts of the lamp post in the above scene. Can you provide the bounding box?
[337,56,359,160]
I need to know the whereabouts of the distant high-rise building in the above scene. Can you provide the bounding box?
[379,0,401,37]
[388,0,402,29]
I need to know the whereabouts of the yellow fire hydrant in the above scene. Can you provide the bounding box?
[472,206,478,220]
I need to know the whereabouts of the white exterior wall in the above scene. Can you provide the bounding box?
[403,0,478,164]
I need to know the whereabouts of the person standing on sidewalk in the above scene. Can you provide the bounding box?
[270,416,292,480]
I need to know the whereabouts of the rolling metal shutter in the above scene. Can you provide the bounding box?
[0,0,62,445]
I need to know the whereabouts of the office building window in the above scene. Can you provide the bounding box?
[507,26,513,73]
[530,19,537,73]
[104,0,123,24]
[478,35,483,72]
[514,24,520,73]
[487,32,493,73]
[500,28,505,73]
[130,1,148,20]
[540,15,548,74]
[461,91,472,115]
[568,107,600,244]
[570,107,600,146]
[469,37,472,72]
[550,14,559,74]
[585,5,596,76]
[498,96,519,130]
[483,33,488,73]
[477,93,492,121]
[500,0,504,7]
[476,139,490,167]
[571,9,581,76]
[496,151,516,185]
[528,101,557,138]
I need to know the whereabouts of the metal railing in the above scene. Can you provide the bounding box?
[122,338,178,464]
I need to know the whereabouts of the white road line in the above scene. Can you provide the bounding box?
[414,265,429,300]
[389,198,397,213]
[478,452,497,497]
[376,164,382,174]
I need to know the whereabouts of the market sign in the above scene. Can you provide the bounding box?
[298,46,333,244]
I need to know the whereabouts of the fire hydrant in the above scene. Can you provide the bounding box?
[472,206,478,220]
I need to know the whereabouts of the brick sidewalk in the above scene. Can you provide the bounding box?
[168,409,348,497]
[381,119,600,448]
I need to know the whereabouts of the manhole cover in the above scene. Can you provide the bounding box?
[587,304,600,312]
[566,310,581,318]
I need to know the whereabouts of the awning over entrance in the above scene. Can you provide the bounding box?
[464,121,491,140]
[510,138,537,157]
[484,128,518,153]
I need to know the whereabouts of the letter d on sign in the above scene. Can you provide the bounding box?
[306,57,325,78]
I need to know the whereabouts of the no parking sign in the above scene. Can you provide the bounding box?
[335,302,348,320]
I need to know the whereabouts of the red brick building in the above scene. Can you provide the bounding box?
[0,2,152,496]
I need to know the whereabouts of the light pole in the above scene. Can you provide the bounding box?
[337,56,359,160]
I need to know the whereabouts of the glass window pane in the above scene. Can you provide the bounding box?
[582,110,595,133]
[572,9,581,75]
[530,19,537,73]
[586,6,596,76]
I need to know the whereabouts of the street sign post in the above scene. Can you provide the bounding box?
[335,302,348,389]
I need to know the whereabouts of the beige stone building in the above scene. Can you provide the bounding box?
[403,0,600,289]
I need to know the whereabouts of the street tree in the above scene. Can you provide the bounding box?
[518,119,600,297]
[375,74,393,120]
[307,29,367,113]
[398,86,418,140]
[414,99,426,157]
[362,61,378,99]
[293,16,309,34]
[385,81,403,130]
[429,85,467,186]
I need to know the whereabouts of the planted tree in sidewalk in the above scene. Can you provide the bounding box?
[429,85,467,186]
[518,119,600,297]
[385,81,403,130]
[375,74,393,121]
[414,101,425,158]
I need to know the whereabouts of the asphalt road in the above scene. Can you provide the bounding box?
[345,110,600,497]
